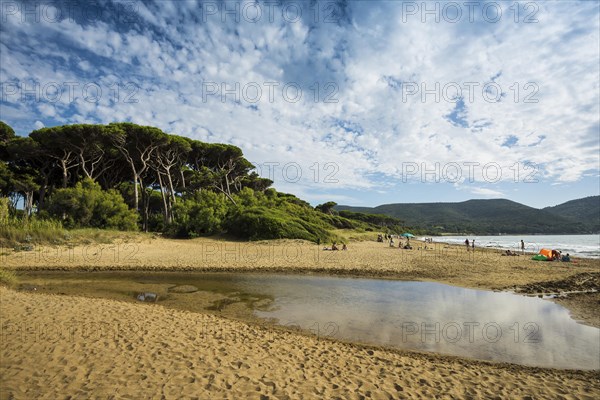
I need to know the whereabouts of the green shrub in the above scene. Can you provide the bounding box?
[226,206,334,242]
[46,179,138,230]
[168,190,229,237]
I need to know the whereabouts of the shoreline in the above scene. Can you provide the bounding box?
[428,234,600,260]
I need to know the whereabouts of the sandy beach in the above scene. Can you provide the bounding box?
[3,236,599,289]
[2,287,599,400]
[2,237,599,398]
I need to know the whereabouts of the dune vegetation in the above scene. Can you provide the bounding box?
[0,121,411,246]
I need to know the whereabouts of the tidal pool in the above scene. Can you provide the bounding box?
[16,271,600,370]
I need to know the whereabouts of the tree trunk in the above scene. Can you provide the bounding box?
[60,160,68,188]
[38,176,48,211]
[165,168,176,223]
[213,185,237,206]
[79,153,92,179]
[129,160,139,211]
[166,168,176,203]
[180,170,186,189]
[142,190,150,232]
[24,191,34,218]
[157,172,169,225]
[138,177,150,232]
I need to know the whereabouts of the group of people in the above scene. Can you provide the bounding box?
[377,233,399,242]
[382,234,413,249]
[323,242,347,251]
[485,239,572,262]
[551,249,571,262]
[516,241,571,261]
[322,236,572,261]
[464,238,476,251]
[501,240,527,256]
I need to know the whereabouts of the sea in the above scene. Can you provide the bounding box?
[427,234,600,259]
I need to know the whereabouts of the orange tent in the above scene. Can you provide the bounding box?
[539,248,552,258]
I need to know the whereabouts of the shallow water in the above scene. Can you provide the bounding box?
[17,272,600,370]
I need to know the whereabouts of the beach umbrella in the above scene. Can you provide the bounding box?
[401,233,414,238]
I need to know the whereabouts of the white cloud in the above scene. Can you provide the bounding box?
[469,187,505,197]
[1,0,598,200]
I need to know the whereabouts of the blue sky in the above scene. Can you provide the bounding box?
[1,0,599,208]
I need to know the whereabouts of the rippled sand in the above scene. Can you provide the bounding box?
[2,287,599,399]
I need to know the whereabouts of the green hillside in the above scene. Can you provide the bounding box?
[336,198,597,235]
[544,196,600,232]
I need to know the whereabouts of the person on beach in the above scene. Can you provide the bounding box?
[342,243,348,251]
[472,240,475,250]
[521,240,525,254]
[562,253,571,262]
[465,239,470,251]
[332,242,339,251]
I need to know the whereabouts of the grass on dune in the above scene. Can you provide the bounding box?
[0,217,65,247]
[333,229,381,243]
[66,228,151,244]
[0,217,150,248]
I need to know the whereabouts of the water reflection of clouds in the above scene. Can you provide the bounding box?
[250,276,599,369]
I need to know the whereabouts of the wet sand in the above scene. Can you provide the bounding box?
[1,237,599,398]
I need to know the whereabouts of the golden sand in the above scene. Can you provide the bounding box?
[1,237,599,398]
[3,237,599,289]
[2,288,599,399]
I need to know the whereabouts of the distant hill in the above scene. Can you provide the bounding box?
[336,197,599,235]
[544,196,600,232]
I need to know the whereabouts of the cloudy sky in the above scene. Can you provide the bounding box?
[1,0,598,208]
